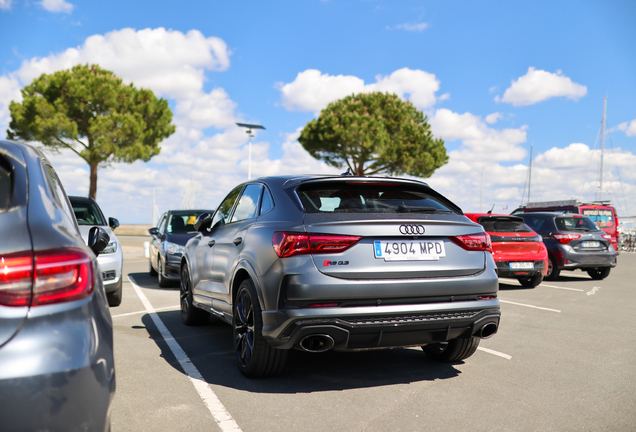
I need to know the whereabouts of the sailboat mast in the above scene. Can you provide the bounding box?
[599,96,607,200]
[528,146,533,204]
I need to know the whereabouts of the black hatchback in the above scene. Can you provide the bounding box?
[517,212,617,280]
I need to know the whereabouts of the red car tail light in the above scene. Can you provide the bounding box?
[0,248,94,307]
[451,232,493,253]
[601,234,611,240]
[0,252,34,307]
[273,232,361,258]
[553,234,581,244]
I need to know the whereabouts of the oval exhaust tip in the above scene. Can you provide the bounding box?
[299,335,335,352]
[480,322,498,339]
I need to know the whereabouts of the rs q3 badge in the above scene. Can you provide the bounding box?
[324,260,349,266]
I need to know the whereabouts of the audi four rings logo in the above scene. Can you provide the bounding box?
[399,224,425,235]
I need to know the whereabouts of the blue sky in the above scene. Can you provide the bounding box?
[1,0,635,224]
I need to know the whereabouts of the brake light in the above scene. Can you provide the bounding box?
[0,252,34,306]
[601,234,611,240]
[451,232,493,252]
[553,234,581,244]
[0,248,94,307]
[273,232,361,258]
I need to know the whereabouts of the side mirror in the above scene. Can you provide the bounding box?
[194,213,212,232]
[148,227,159,236]
[88,226,110,256]
[109,217,120,230]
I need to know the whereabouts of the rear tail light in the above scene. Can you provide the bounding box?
[273,232,361,258]
[451,232,493,253]
[601,234,611,240]
[0,252,34,307]
[0,248,94,307]
[553,234,581,244]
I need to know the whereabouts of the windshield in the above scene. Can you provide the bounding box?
[555,216,600,232]
[297,183,456,214]
[71,199,106,226]
[167,212,204,234]
[478,218,533,233]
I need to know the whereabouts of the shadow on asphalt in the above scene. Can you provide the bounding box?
[139,310,463,393]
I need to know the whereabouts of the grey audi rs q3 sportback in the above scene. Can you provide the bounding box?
[180,175,501,377]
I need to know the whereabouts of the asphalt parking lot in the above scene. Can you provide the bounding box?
[111,236,636,432]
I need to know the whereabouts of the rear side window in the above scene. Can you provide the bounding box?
[556,216,600,232]
[297,182,457,214]
[0,156,11,211]
[478,217,533,233]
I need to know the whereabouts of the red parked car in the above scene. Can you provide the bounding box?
[466,213,548,287]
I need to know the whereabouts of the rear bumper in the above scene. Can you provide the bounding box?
[496,260,546,278]
[554,245,617,270]
[263,299,500,351]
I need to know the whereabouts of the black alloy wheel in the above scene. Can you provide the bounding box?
[587,267,611,280]
[422,337,481,362]
[518,273,543,288]
[233,279,287,378]
[180,265,208,326]
[545,255,560,281]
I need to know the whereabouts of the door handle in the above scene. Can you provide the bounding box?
[233,237,243,246]
[208,240,215,247]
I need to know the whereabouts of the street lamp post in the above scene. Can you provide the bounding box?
[236,122,265,180]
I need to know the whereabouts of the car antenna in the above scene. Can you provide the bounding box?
[487,204,495,214]
[341,167,353,176]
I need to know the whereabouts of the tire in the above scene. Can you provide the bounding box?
[422,337,480,362]
[149,258,157,276]
[545,255,560,281]
[233,279,288,378]
[180,265,209,326]
[587,267,610,280]
[107,278,123,307]
[518,273,543,288]
[157,256,171,288]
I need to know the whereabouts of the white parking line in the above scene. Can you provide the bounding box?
[499,299,561,313]
[111,305,180,318]
[128,275,242,432]
[477,346,512,360]
[539,284,584,292]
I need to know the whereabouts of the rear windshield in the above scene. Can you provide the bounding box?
[478,217,533,233]
[0,156,11,211]
[581,208,615,228]
[71,199,106,226]
[297,182,457,214]
[168,212,204,234]
[555,216,600,232]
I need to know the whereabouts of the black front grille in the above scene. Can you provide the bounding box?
[341,310,481,326]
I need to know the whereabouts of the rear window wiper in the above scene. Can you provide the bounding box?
[398,205,451,213]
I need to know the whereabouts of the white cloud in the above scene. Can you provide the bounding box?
[395,22,428,32]
[485,112,502,124]
[0,0,13,10]
[278,67,442,113]
[615,119,636,137]
[0,75,21,131]
[496,67,587,106]
[16,28,230,100]
[39,0,74,13]
[175,88,238,129]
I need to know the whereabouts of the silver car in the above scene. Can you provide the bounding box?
[180,175,500,377]
[70,196,124,306]
[0,140,115,431]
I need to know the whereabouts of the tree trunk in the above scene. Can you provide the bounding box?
[89,162,98,200]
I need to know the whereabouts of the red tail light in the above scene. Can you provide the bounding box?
[553,234,581,244]
[273,232,361,258]
[601,234,611,240]
[451,232,493,253]
[0,252,34,306]
[0,248,94,307]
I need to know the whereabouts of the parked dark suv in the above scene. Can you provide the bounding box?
[149,209,213,287]
[0,140,115,431]
[517,212,617,280]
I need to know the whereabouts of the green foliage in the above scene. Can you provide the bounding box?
[7,64,175,198]
[298,92,448,177]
